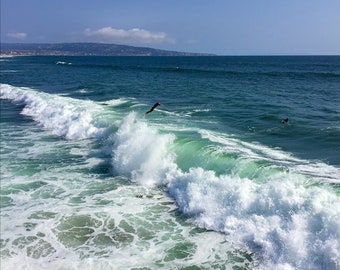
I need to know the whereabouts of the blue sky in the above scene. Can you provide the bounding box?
[1,0,340,55]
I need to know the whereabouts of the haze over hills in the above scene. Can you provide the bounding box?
[0,43,214,56]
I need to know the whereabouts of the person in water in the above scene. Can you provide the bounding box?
[145,102,161,114]
[281,118,289,124]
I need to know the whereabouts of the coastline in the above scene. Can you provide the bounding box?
[0,42,215,57]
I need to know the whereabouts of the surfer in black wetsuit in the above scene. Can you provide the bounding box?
[145,102,161,114]
[281,118,289,124]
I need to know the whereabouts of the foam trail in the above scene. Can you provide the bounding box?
[200,129,340,184]
[1,84,106,140]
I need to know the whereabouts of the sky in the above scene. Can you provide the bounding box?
[1,0,340,55]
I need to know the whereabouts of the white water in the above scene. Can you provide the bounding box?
[1,83,339,270]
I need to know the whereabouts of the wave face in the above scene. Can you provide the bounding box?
[1,56,339,270]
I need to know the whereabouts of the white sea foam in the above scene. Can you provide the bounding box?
[110,112,340,270]
[56,61,72,65]
[0,84,108,140]
[99,98,133,106]
[193,109,211,113]
[111,112,177,186]
[1,83,339,269]
[168,168,340,269]
[75,88,93,94]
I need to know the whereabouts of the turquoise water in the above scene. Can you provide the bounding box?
[1,56,339,270]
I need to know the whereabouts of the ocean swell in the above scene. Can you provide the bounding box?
[111,112,340,270]
[1,83,339,270]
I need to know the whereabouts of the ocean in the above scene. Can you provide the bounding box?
[0,55,339,270]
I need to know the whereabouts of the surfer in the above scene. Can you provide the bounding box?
[281,118,289,124]
[145,102,161,114]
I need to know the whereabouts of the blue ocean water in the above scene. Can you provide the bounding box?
[1,56,339,270]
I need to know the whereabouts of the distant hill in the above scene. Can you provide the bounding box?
[0,43,214,56]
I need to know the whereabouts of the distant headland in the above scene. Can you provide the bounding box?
[0,43,215,57]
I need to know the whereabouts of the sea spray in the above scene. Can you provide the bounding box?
[109,110,340,269]
[111,112,177,186]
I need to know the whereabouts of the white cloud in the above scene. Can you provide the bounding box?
[83,27,174,44]
[7,32,27,40]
